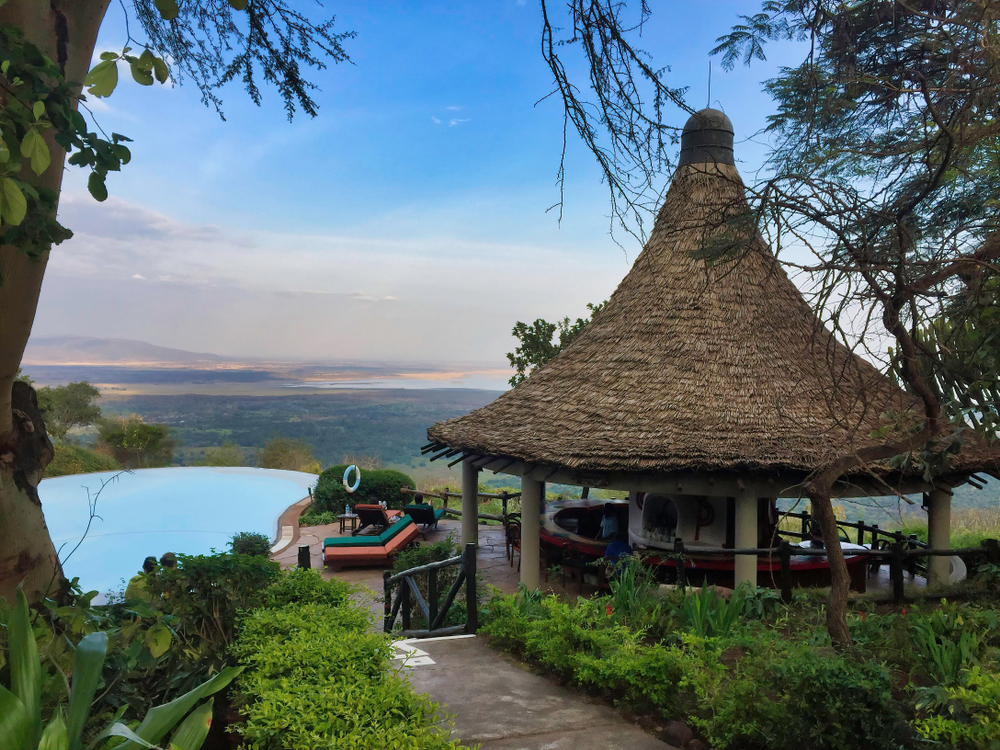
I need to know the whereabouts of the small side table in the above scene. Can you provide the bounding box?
[338,513,359,534]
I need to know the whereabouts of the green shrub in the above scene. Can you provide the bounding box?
[232,602,463,749]
[314,464,415,514]
[298,503,338,526]
[230,531,272,557]
[264,568,352,609]
[43,442,121,477]
[915,667,1000,749]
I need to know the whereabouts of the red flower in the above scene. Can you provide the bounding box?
[901,609,907,616]
[860,612,866,621]
[606,604,613,616]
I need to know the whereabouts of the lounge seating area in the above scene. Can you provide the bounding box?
[323,513,420,570]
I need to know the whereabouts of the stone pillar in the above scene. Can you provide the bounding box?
[927,488,952,587]
[734,495,758,588]
[461,460,480,547]
[520,477,543,590]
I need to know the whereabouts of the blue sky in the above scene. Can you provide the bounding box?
[33,0,799,365]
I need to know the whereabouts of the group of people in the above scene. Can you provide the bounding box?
[124,552,177,603]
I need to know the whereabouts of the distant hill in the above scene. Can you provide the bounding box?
[23,336,237,366]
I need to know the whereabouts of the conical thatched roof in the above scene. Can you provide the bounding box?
[429,110,998,480]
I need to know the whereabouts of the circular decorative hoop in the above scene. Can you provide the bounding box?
[342,464,361,494]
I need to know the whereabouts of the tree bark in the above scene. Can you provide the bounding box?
[808,490,852,647]
[0,0,110,604]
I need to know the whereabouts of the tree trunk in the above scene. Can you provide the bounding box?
[0,0,110,604]
[809,490,853,647]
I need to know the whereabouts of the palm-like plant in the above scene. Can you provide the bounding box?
[1,588,241,750]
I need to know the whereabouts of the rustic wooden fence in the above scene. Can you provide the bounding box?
[665,537,1000,605]
[399,486,520,523]
[383,542,478,638]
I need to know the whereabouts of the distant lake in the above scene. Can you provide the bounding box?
[40,467,316,601]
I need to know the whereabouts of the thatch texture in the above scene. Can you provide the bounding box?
[429,149,998,480]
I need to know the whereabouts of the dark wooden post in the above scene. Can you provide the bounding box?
[383,571,392,633]
[401,579,411,631]
[428,568,438,630]
[856,520,864,547]
[907,533,919,576]
[501,491,508,520]
[297,544,311,569]
[464,543,478,634]
[674,538,687,588]
[800,510,810,536]
[890,541,905,604]
[443,488,449,512]
[984,538,1000,565]
[779,540,793,604]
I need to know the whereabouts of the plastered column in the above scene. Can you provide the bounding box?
[520,477,543,590]
[461,460,480,547]
[734,495,758,588]
[926,488,952,587]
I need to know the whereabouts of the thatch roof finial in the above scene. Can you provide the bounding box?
[678,107,734,167]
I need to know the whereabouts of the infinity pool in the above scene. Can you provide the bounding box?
[40,467,316,599]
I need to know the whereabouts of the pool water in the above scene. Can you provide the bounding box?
[39,466,316,599]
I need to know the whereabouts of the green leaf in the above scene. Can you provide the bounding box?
[99,51,119,62]
[139,49,154,68]
[166,700,213,750]
[115,666,243,750]
[0,141,10,163]
[20,129,51,175]
[130,61,153,86]
[8,588,41,745]
[67,632,107,750]
[112,144,132,166]
[154,0,179,20]
[84,60,118,98]
[87,172,108,202]
[32,100,44,120]
[228,0,249,8]
[152,57,169,84]
[39,711,69,750]
[144,624,171,658]
[0,685,31,750]
[92,723,157,750]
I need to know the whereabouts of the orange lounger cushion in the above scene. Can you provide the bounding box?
[324,520,420,568]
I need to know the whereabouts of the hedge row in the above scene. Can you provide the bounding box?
[232,599,464,750]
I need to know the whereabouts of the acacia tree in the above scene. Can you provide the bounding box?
[541,0,1000,644]
[507,301,606,385]
[0,0,353,604]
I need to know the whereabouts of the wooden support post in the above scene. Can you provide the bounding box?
[383,571,392,633]
[501,491,508,520]
[779,540,792,604]
[674,538,687,589]
[890,541,905,604]
[907,533,919,576]
[801,509,810,536]
[443,488,449,511]
[984,538,1000,565]
[462,460,480,547]
[297,544,311,569]
[856,520,864,547]
[428,568,438,629]
[464,542,478,634]
[401,580,411,631]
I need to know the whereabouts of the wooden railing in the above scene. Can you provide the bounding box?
[383,542,478,638]
[663,537,1000,605]
[399,487,521,523]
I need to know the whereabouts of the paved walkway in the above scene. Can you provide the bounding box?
[395,635,678,750]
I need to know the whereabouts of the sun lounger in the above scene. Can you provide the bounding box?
[403,503,446,537]
[323,516,419,570]
[353,504,403,536]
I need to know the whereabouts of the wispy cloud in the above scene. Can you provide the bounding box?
[131,273,146,280]
[431,116,441,125]
[449,118,471,127]
[446,105,463,111]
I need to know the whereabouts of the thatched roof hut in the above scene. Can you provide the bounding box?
[426,108,998,588]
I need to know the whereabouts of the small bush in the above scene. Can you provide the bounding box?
[264,568,352,609]
[314,464,416,514]
[229,531,272,557]
[44,442,121,477]
[298,503,338,527]
[232,602,463,749]
[915,666,1000,749]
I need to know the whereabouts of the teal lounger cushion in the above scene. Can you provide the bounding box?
[323,517,414,548]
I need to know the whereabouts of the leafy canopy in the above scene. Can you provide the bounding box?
[506,301,606,385]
